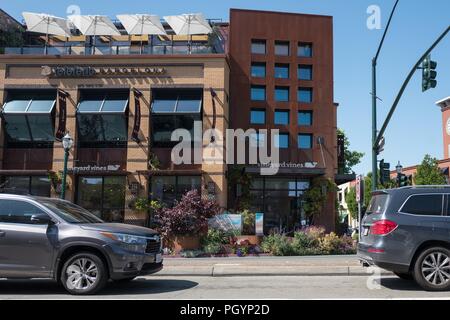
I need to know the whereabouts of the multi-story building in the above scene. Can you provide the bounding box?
[0,8,341,232]
[228,9,338,232]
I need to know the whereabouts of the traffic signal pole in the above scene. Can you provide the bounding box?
[371,0,399,192]
[374,26,450,151]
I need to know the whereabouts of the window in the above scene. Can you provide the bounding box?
[0,200,46,224]
[274,110,289,125]
[275,41,289,56]
[275,133,289,149]
[298,88,313,103]
[0,176,51,197]
[251,40,266,54]
[76,176,126,222]
[275,64,289,79]
[275,87,289,102]
[298,134,313,149]
[250,132,266,147]
[298,65,313,80]
[251,85,266,101]
[298,111,313,126]
[250,109,266,124]
[151,176,201,207]
[151,89,203,148]
[298,42,313,57]
[251,62,266,78]
[77,91,129,148]
[401,194,444,216]
[1,91,56,147]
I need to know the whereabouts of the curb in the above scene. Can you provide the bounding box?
[152,265,393,277]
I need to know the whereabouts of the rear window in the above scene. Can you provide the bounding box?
[366,194,389,215]
[401,194,443,216]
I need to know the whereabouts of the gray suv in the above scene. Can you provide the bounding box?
[358,186,450,291]
[0,194,163,295]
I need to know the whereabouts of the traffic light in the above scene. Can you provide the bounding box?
[397,173,411,187]
[422,55,438,92]
[379,159,391,186]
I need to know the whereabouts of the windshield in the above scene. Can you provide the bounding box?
[39,199,104,224]
[366,194,389,215]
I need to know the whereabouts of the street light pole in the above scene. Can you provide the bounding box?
[371,0,400,192]
[61,133,74,200]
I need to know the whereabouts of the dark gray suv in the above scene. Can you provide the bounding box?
[358,186,450,291]
[0,194,163,295]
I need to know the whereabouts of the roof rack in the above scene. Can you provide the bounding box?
[399,185,450,189]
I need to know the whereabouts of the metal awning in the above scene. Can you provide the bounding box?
[335,173,357,185]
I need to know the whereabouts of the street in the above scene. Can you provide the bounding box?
[1,275,450,299]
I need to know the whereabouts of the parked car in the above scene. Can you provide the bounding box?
[358,186,450,291]
[0,194,163,295]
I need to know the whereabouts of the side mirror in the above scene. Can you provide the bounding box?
[31,213,54,225]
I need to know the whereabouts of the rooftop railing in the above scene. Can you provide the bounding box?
[2,43,223,56]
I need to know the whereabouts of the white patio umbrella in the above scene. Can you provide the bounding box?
[116,14,166,53]
[22,12,72,53]
[163,13,212,53]
[68,15,120,53]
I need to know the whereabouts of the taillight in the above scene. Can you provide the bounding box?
[369,219,398,235]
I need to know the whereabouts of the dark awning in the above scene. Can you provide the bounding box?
[244,166,326,176]
[137,169,203,177]
[335,173,357,185]
[0,170,54,176]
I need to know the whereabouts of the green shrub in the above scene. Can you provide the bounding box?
[203,243,223,255]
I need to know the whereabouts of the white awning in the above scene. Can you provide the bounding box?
[163,13,212,35]
[68,15,120,36]
[22,12,71,37]
[116,14,166,35]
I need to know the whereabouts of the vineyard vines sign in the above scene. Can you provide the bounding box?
[41,65,166,78]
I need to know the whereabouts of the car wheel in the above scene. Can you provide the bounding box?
[61,252,108,295]
[394,272,413,280]
[413,247,450,291]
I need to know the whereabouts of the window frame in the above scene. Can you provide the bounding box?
[251,85,266,101]
[250,108,266,125]
[298,133,313,149]
[298,42,313,57]
[275,86,290,102]
[251,62,266,78]
[398,193,445,217]
[251,39,266,55]
[298,87,313,103]
[275,40,290,56]
[274,109,290,125]
[298,111,313,126]
[0,199,49,225]
[274,63,290,79]
[298,64,313,81]
[275,132,289,149]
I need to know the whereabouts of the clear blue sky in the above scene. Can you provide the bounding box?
[2,0,450,174]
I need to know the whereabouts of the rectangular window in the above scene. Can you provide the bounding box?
[298,111,313,126]
[1,90,56,148]
[274,110,289,125]
[250,109,266,124]
[275,41,289,56]
[298,65,313,80]
[298,42,313,57]
[151,176,201,207]
[298,87,313,103]
[275,86,289,102]
[298,134,313,149]
[401,194,444,216]
[0,200,46,224]
[151,89,203,148]
[77,90,129,148]
[76,176,126,222]
[251,62,266,78]
[250,132,266,147]
[251,40,266,54]
[251,85,266,101]
[275,63,289,79]
[0,176,51,197]
[275,133,289,149]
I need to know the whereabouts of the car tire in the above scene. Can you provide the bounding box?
[394,272,413,280]
[61,252,108,295]
[413,246,450,291]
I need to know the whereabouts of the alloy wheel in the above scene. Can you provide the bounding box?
[65,258,99,291]
[421,251,450,286]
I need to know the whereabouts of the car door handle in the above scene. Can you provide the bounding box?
[0,231,5,237]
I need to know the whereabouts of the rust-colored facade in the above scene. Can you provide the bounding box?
[228,9,338,231]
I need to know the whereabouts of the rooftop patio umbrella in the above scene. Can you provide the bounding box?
[22,12,72,54]
[68,15,120,54]
[116,14,166,53]
[163,13,212,53]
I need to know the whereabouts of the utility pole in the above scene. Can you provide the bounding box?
[371,0,399,192]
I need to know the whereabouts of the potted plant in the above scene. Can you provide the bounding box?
[154,189,220,253]
[48,172,67,194]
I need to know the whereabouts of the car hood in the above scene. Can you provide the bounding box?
[79,223,159,237]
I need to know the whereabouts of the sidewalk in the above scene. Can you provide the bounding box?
[153,255,392,277]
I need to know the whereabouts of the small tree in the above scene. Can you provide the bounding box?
[337,129,364,174]
[414,154,446,185]
[345,187,358,219]
[154,189,220,240]
[303,178,337,224]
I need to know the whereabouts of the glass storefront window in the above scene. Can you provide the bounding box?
[76,176,126,222]
[0,176,51,197]
[151,176,201,207]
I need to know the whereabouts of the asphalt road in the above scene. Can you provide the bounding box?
[1,275,450,299]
